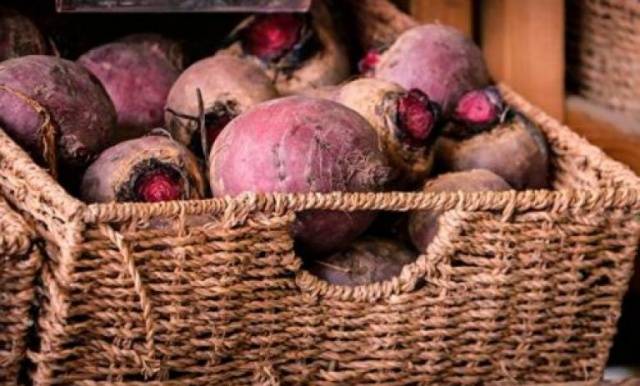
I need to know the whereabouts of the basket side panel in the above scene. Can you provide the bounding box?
[32,211,311,385]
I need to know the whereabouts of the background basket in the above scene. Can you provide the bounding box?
[0,84,638,385]
[567,0,640,118]
[0,196,41,386]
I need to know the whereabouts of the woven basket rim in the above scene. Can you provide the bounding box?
[2,84,640,226]
[0,196,34,255]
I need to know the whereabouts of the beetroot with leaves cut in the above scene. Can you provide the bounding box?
[222,0,349,95]
[409,170,511,252]
[328,78,442,186]
[78,41,180,142]
[0,7,47,62]
[373,24,490,115]
[81,135,205,203]
[165,53,278,158]
[209,96,393,254]
[307,237,417,286]
[0,55,116,174]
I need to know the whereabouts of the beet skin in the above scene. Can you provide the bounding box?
[209,96,393,254]
[78,41,180,141]
[375,24,490,114]
[165,53,278,156]
[0,55,116,170]
[119,33,185,71]
[81,135,205,203]
[0,7,47,62]
[307,237,417,286]
[409,170,511,252]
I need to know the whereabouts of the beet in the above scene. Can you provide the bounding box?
[0,7,47,62]
[307,237,417,286]
[374,24,490,114]
[78,41,180,142]
[437,112,550,190]
[0,55,116,175]
[409,170,511,252]
[81,135,205,203]
[209,96,393,254]
[222,0,349,95]
[324,78,441,185]
[452,86,505,135]
[165,53,278,158]
[119,33,185,70]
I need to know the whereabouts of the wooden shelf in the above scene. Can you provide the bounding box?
[565,95,640,175]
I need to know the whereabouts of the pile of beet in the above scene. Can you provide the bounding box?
[0,4,550,287]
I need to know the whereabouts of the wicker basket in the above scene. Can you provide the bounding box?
[567,0,640,117]
[0,196,41,385]
[0,84,637,385]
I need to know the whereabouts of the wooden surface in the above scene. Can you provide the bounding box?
[480,0,565,121]
[406,0,473,37]
[566,95,640,175]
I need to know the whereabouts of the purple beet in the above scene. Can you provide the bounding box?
[78,42,180,141]
[0,7,47,62]
[209,96,393,254]
[0,55,116,171]
[374,24,490,114]
[119,33,185,71]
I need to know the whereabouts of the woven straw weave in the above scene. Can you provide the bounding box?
[567,0,640,117]
[0,196,41,385]
[0,84,638,385]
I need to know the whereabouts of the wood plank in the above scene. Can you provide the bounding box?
[408,0,473,37]
[480,0,565,120]
[566,95,640,174]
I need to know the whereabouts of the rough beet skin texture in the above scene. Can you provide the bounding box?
[409,170,511,252]
[222,0,349,95]
[81,135,205,203]
[374,24,490,115]
[0,7,47,62]
[317,78,441,186]
[165,53,278,157]
[119,33,185,71]
[437,112,550,190]
[0,55,116,170]
[307,237,417,286]
[209,96,393,254]
[78,41,180,141]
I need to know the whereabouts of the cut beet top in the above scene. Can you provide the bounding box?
[134,167,183,203]
[453,86,504,129]
[358,49,380,75]
[396,89,439,146]
[241,13,305,60]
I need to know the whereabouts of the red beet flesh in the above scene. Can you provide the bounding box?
[242,14,304,60]
[358,49,381,75]
[396,89,439,146]
[453,87,504,131]
[134,168,183,203]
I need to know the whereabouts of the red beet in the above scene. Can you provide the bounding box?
[81,135,205,203]
[0,7,47,62]
[409,170,511,252]
[437,112,550,190]
[119,33,185,70]
[0,55,116,173]
[322,78,441,185]
[451,86,505,136]
[307,237,417,286]
[374,24,490,114]
[222,1,349,95]
[165,54,278,158]
[209,96,393,254]
[78,41,180,141]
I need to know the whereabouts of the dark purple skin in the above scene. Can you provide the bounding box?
[119,33,185,71]
[0,8,47,62]
[0,55,116,168]
[210,96,393,254]
[78,42,180,141]
[375,24,490,115]
[409,170,511,252]
[307,237,417,286]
